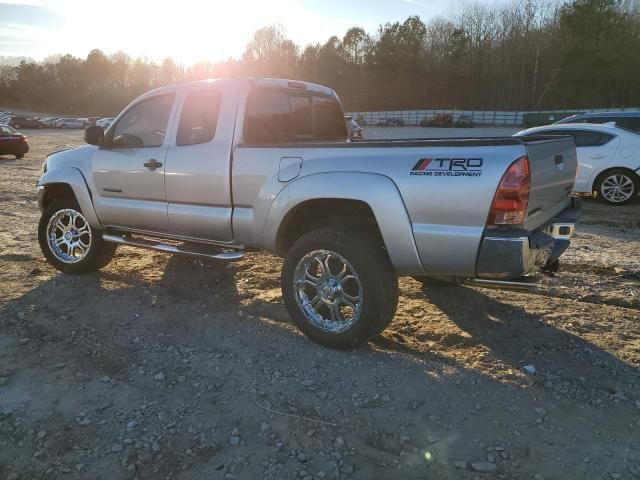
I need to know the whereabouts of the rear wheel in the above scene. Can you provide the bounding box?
[282,228,398,349]
[596,169,639,205]
[38,199,116,274]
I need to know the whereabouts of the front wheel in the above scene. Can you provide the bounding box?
[282,228,399,349]
[596,169,639,205]
[38,200,117,274]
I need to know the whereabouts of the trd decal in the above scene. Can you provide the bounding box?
[410,157,483,177]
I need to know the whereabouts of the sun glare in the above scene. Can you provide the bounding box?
[47,0,346,65]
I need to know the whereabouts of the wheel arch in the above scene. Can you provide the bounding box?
[37,167,102,228]
[264,172,425,275]
[276,198,382,253]
[592,166,640,192]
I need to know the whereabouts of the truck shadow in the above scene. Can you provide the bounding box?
[415,282,638,383]
[2,255,639,479]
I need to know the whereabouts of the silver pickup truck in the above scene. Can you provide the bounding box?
[37,78,580,348]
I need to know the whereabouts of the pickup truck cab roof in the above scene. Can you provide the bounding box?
[136,77,338,100]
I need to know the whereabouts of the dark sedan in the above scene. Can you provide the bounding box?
[9,116,43,129]
[0,125,29,158]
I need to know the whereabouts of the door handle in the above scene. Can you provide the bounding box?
[590,154,606,159]
[144,159,162,170]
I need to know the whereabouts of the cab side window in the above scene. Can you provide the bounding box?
[290,96,313,137]
[177,89,222,146]
[111,94,175,149]
[244,89,347,144]
[244,91,292,144]
[314,96,347,139]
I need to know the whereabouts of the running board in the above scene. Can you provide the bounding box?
[465,277,539,290]
[102,234,244,262]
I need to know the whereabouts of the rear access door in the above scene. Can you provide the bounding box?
[523,137,578,230]
[163,84,236,242]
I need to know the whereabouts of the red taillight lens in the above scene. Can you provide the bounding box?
[488,156,530,226]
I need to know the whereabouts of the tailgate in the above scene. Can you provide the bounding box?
[523,136,577,230]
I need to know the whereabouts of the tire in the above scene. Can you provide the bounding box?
[282,228,399,349]
[595,168,639,205]
[38,199,117,274]
[15,154,24,159]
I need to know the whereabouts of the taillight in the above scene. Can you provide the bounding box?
[487,156,530,226]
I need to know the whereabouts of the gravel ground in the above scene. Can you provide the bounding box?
[0,130,639,480]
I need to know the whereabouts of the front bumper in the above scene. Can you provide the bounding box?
[476,198,581,279]
[37,186,46,212]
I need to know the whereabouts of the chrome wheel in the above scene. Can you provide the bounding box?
[46,208,92,264]
[293,249,363,333]
[600,173,635,203]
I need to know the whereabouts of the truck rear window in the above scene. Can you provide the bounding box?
[244,89,347,144]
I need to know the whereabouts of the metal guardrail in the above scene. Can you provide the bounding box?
[346,107,640,127]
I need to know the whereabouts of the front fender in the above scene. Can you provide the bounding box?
[261,172,425,275]
[37,167,102,228]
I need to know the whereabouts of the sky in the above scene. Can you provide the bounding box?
[0,0,465,65]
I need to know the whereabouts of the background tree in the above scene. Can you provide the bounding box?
[1,0,639,114]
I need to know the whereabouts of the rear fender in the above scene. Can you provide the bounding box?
[261,172,425,275]
[37,167,102,228]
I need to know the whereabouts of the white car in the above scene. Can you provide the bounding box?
[516,123,640,205]
[96,117,114,129]
[54,118,87,129]
[39,117,59,128]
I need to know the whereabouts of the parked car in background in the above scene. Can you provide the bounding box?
[421,113,453,127]
[515,123,640,205]
[345,115,363,140]
[376,117,404,126]
[554,111,640,133]
[0,124,29,158]
[455,114,474,128]
[96,117,114,129]
[54,118,87,129]
[39,117,60,128]
[9,116,43,129]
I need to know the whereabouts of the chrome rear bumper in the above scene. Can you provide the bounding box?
[476,198,581,279]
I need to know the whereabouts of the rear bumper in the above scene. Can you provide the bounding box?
[0,142,28,155]
[476,197,581,279]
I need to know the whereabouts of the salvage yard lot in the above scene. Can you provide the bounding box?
[0,129,639,480]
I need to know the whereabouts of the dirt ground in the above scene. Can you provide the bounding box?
[0,130,638,480]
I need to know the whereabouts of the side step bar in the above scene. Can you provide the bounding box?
[465,276,539,290]
[102,234,244,262]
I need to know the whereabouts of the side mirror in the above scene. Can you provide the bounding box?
[84,125,104,146]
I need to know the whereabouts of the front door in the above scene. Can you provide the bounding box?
[91,93,176,232]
